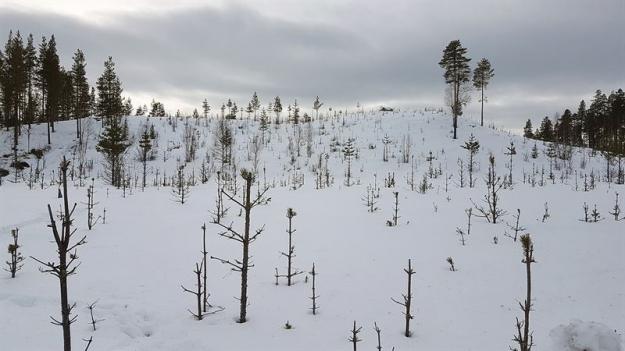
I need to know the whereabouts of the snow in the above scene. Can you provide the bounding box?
[550,320,623,351]
[0,110,623,350]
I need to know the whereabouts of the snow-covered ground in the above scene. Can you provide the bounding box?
[1,110,623,350]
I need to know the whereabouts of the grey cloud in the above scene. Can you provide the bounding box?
[0,0,623,128]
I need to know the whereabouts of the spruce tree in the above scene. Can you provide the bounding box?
[95,57,128,186]
[472,58,494,127]
[439,40,471,139]
[96,56,123,123]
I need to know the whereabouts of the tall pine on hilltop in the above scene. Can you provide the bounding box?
[472,58,494,127]
[96,56,129,187]
[439,40,471,139]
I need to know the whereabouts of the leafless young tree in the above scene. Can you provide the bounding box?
[373,322,383,351]
[31,158,87,351]
[392,259,415,337]
[276,208,303,286]
[181,261,205,320]
[309,263,319,315]
[86,301,104,331]
[348,320,363,351]
[84,179,100,230]
[211,169,270,323]
[512,234,536,351]
[473,154,506,223]
[505,209,526,242]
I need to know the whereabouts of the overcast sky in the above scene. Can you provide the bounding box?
[1,0,623,128]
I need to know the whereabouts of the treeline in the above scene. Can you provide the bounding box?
[523,89,625,155]
[0,30,132,143]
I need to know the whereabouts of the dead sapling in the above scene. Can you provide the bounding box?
[309,263,319,315]
[608,192,622,221]
[276,208,303,286]
[201,223,211,311]
[31,157,87,351]
[83,336,93,351]
[386,191,400,226]
[209,171,229,223]
[511,234,536,351]
[83,179,100,230]
[373,322,383,351]
[391,259,415,337]
[505,209,526,242]
[362,184,379,212]
[446,257,456,271]
[172,164,191,204]
[541,202,550,222]
[504,141,517,187]
[456,227,467,246]
[472,154,506,223]
[211,169,270,323]
[181,261,206,320]
[465,208,472,235]
[348,320,363,351]
[86,301,105,331]
[6,228,24,278]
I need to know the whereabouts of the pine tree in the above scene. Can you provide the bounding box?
[250,92,260,120]
[313,96,323,120]
[537,117,554,141]
[70,49,90,141]
[138,128,152,190]
[39,35,61,141]
[439,40,471,139]
[273,96,282,124]
[461,134,480,188]
[23,33,38,128]
[472,58,494,127]
[523,119,534,138]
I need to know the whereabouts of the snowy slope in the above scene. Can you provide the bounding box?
[0,110,623,351]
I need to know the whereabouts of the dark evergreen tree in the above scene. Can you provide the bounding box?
[70,49,90,141]
[537,117,554,141]
[96,56,123,122]
[439,40,471,139]
[273,96,282,124]
[472,58,494,127]
[523,119,534,139]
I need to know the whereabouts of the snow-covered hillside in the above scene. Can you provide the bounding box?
[1,110,623,351]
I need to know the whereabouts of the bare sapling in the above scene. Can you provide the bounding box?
[276,208,303,286]
[392,259,415,337]
[31,157,87,351]
[512,234,536,351]
[309,263,319,315]
[505,209,526,241]
[211,169,270,323]
[348,320,363,351]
